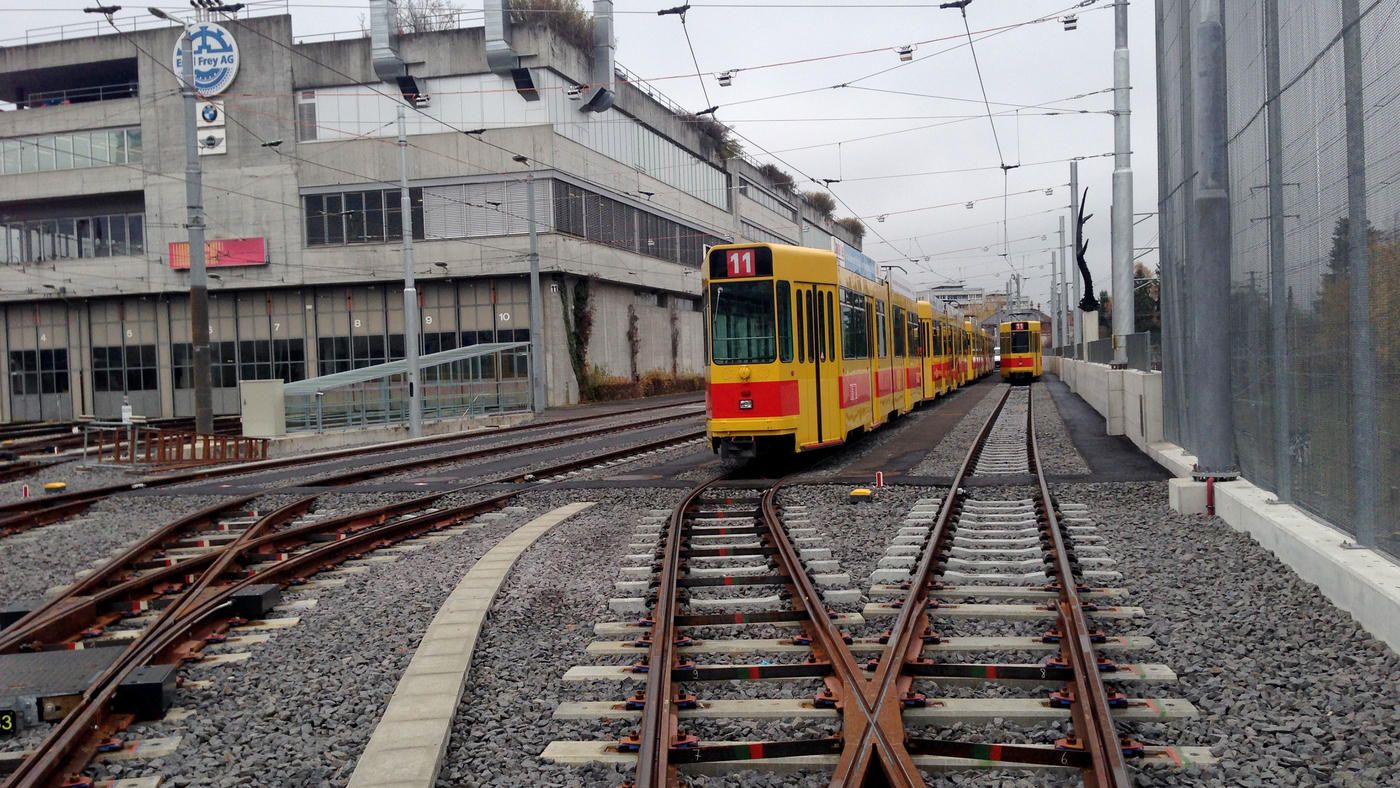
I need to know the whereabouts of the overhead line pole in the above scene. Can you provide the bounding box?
[1059,214,1068,354]
[397,104,423,437]
[1110,0,1134,367]
[1069,160,1083,360]
[179,27,214,436]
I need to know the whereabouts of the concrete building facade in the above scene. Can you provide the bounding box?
[0,11,859,421]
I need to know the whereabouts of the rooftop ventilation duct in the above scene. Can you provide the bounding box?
[370,0,406,83]
[579,0,615,113]
[486,0,539,101]
[485,0,519,73]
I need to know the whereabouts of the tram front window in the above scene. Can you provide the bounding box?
[711,281,776,364]
[1010,331,1032,354]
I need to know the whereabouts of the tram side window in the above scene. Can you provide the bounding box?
[800,289,812,363]
[710,281,776,364]
[875,301,888,358]
[840,288,868,360]
[776,281,793,363]
[817,292,828,361]
[893,307,906,357]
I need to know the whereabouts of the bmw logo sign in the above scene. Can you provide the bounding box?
[172,22,241,97]
[201,103,220,124]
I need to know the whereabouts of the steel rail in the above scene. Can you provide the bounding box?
[0,426,707,654]
[830,385,1014,786]
[757,479,906,785]
[0,400,700,529]
[0,402,703,534]
[634,475,897,786]
[4,426,708,787]
[634,474,720,787]
[1027,391,1134,787]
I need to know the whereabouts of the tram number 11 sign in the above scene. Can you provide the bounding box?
[726,249,756,277]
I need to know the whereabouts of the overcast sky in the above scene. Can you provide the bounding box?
[4,0,1158,311]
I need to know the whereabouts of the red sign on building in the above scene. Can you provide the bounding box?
[169,237,268,270]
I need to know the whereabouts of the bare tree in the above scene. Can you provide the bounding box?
[360,0,467,35]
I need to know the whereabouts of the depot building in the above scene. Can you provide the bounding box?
[0,6,861,422]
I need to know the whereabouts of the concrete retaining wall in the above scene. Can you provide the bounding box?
[1051,357,1161,451]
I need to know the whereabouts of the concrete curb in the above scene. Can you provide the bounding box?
[347,501,596,787]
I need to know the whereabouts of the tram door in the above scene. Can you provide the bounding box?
[793,283,841,447]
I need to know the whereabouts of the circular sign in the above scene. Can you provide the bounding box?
[172,22,240,97]
[201,103,221,124]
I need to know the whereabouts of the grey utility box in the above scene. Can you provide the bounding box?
[240,379,286,437]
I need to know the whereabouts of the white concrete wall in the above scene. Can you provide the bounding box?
[1055,358,1161,450]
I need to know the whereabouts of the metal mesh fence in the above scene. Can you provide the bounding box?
[1157,0,1400,560]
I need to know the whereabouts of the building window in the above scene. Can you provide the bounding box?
[92,344,157,392]
[740,178,797,222]
[305,188,422,247]
[551,180,721,267]
[19,349,66,394]
[0,213,144,263]
[0,127,141,175]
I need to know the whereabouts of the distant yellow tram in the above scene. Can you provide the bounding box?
[999,319,1043,382]
[705,241,990,460]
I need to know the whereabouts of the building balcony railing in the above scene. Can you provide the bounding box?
[16,82,138,109]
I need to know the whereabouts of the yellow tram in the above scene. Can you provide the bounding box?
[999,319,1043,382]
[705,241,990,460]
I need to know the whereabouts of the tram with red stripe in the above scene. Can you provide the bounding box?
[998,319,1043,382]
[705,241,989,461]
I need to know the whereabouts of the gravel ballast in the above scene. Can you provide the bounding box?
[1064,481,1400,787]
[0,493,239,607]
[1031,382,1089,475]
[909,383,1004,476]
[84,502,532,787]
[436,489,685,788]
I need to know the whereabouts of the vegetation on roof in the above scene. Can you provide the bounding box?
[802,190,837,218]
[757,163,796,193]
[681,113,743,160]
[510,0,594,53]
[834,217,865,242]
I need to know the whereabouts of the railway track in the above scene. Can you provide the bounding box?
[0,417,708,786]
[0,398,702,537]
[547,383,1212,785]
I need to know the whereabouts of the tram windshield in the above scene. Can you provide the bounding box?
[710,281,776,364]
[1010,331,1032,353]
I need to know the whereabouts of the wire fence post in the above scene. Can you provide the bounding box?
[1341,0,1376,547]
[1188,0,1237,480]
[1263,0,1293,503]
